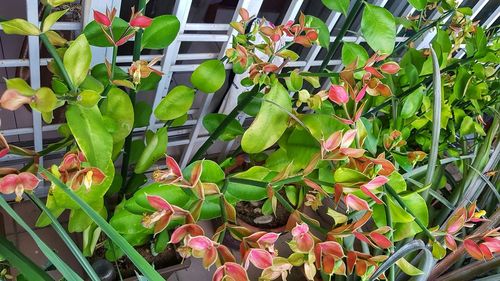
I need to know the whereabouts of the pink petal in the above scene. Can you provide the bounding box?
[291,223,309,237]
[444,234,457,251]
[18,172,40,191]
[479,243,494,260]
[0,89,32,111]
[328,85,349,105]
[93,10,111,26]
[245,248,273,269]
[170,224,205,244]
[362,176,388,190]
[154,213,172,235]
[360,186,384,204]
[295,232,315,253]
[190,161,203,186]
[364,66,383,78]
[130,15,152,28]
[345,194,370,211]
[482,237,500,253]
[369,232,392,249]
[341,129,357,148]
[225,263,249,281]
[355,85,367,103]
[380,62,400,74]
[464,239,484,260]
[318,241,344,257]
[303,178,328,196]
[213,266,224,281]
[257,232,280,248]
[166,155,183,177]
[202,246,217,269]
[322,131,342,152]
[339,148,365,158]
[146,195,174,212]
[187,236,213,251]
[0,174,18,194]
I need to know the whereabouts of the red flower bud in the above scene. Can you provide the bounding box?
[130,15,152,28]
[93,10,111,27]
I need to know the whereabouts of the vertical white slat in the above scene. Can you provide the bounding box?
[179,0,264,168]
[26,0,43,167]
[482,5,500,28]
[84,0,122,66]
[148,0,192,129]
[217,0,305,161]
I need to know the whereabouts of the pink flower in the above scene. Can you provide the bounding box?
[69,167,106,191]
[244,248,273,269]
[291,223,314,253]
[0,89,33,111]
[0,172,40,202]
[142,195,193,235]
[345,194,370,211]
[93,10,111,26]
[170,224,205,244]
[187,236,217,269]
[328,85,349,105]
[314,241,345,275]
[213,262,249,281]
[130,15,152,28]
[380,62,400,74]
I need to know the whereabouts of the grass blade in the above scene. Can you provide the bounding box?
[40,167,166,281]
[422,44,441,198]
[0,196,83,281]
[26,193,100,281]
[0,235,53,281]
[368,240,434,281]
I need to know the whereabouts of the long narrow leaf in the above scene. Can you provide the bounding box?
[368,240,434,281]
[26,193,100,281]
[466,164,500,201]
[0,196,83,281]
[40,167,166,281]
[402,155,474,179]
[0,235,53,281]
[422,44,441,198]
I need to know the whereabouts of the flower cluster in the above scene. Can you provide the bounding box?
[93,7,152,46]
[53,151,105,191]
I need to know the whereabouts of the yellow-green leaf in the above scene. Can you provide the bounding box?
[361,4,396,54]
[0,19,41,36]
[190,60,226,93]
[395,257,424,276]
[42,9,68,33]
[5,78,35,96]
[63,34,91,87]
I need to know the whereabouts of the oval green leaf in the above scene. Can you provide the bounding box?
[202,113,244,141]
[154,85,195,121]
[241,81,291,153]
[341,42,369,68]
[142,15,180,50]
[401,86,424,119]
[190,60,226,93]
[361,4,396,55]
[100,87,134,143]
[134,127,168,174]
[63,34,91,86]
[83,18,129,47]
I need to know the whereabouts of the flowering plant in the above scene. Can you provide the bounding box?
[0,0,498,281]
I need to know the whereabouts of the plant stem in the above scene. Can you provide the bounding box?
[110,46,118,80]
[189,84,260,163]
[319,0,364,72]
[120,0,146,191]
[40,33,77,92]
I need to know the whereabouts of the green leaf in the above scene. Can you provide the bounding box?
[142,15,180,49]
[305,16,330,49]
[0,196,83,281]
[134,101,152,128]
[0,19,40,35]
[190,60,226,93]
[361,4,396,54]
[100,87,134,143]
[32,87,58,112]
[237,91,264,117]
[242,81,291,153]
[127,183,192,214]
[203,113,244,141]
[42,9,68,32]
[41,168,166,281]
[154,85,195,121]
[5,78,35,96]
[341,42,369,68]
[134,127,168,174]
[321,0,349,15]
[459,116,475,136]
[91,63,128,86]
[334,167,370,186]
[401,86,424,119]
[183,160,225,183]
[63,34,91,87]
[395,257,424,276]
[387,172,407,193]
[66,104,113,169]
[83,18,129,47]
[226,166,270,201]
[407,0,427,11]
[0,236,52,281]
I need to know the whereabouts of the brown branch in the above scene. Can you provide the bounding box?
[435,256,500,281]
[428,208,500,280]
